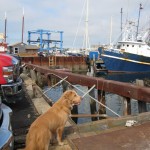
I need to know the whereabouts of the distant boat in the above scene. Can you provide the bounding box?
[65,48,84,56]
[98,39,150,72]
[98,6,150,73]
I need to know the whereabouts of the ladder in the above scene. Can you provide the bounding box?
[49,56,56,68]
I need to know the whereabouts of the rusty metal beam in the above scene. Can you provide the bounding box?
[25,64,150,102]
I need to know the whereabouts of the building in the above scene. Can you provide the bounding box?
[8,42,39,56]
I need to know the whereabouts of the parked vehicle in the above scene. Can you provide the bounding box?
[0,53,23,103]
[0,96,14,149]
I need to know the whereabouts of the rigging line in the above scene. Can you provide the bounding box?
[50,73,121,117]
[72,0,86,50]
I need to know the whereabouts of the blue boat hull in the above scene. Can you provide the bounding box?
[98,48,150,72]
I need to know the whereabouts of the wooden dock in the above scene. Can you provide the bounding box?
[69,121,150,150]
[15,56,150,149]
[18,71,150,150]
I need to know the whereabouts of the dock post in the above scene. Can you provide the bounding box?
[123,97,131,116]
[47,75,52,87]
[98,90,106,119]
[37,72,44,88]
[89,88,98,121]
[62,81,69,92]
[23,66,29,75]
[30,69,37,83]
[136,80,147,113]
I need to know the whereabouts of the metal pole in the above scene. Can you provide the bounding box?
[136,3,143,40]
[120,8,123,40]
[85,0,89,53]
[40,30,43,51]
[60,31,63,51]
[22,8,24,43]
[28,31,31,45]
[4,12,7,43]
[47,33,50,51]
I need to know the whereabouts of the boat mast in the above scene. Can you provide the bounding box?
[85,0,89,53]
[120,8,123,40]
[109,16,112,45]
[136,3,143,40]
[4,12,7,43]
[22,8,25,43]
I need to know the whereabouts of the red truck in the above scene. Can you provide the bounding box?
[0,53,23,103]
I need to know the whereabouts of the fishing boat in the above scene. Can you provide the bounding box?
[98,35,150,72]
[98,5,150,73]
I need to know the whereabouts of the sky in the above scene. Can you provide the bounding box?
[0,0,149,48]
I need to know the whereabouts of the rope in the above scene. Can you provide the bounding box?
[43,76,68,94]
[47,73,121,117]
[82,85,95,98]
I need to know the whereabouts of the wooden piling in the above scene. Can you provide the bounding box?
[30,70,37,83]
[47,75,52,87]
[37,72,44,88]
[123,97,131,116]
[136,80,147,113]
[89,88,98,121]
[98,90,106,119]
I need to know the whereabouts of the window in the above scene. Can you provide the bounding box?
[14,47,19,54]
[117,45,121,49]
